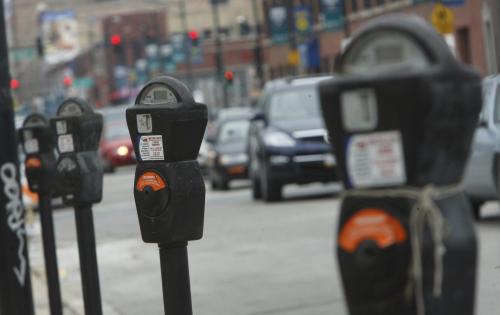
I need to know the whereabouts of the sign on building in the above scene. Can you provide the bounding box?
[40,10,80,65]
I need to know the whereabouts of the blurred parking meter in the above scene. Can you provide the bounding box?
[51,98,104,315]
[126,76,207,315]
[319,15,480,315]
[18,113,63,315]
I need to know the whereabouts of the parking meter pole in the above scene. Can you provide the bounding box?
[74,203,103,315]
[0,2,35,314]
[39,194,63,315]
[159,242,193,315]
[127,76,207,315]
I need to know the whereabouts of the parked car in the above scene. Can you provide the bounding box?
[207,108,254,190]
[248,76,337,202]
[464,75,500,219]
[99,106,135,172]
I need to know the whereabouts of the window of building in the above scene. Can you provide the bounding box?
[351,0,358,13]
[376,0,385,6]
[457,27,472,64]
[364,0,372,10]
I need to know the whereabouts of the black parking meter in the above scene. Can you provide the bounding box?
[51,98,104,315]
[319,15,480,315]
[126,76,207,315]
[18,113,63,315]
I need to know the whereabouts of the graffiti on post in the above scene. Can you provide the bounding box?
[1,163,27,286]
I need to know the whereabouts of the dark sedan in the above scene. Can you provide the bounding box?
[207,108,254,190]
[248,76,337,202]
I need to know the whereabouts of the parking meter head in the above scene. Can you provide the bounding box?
[18,113,57,194]
[128,76,207,244]
[126,76,208,163]
[51,98,104,205]
[319,15,482,189]
[51,98,103,154]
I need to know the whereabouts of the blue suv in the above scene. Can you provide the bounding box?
[248,76,337,202]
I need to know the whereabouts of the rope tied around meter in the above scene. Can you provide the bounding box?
[341,184,464,315]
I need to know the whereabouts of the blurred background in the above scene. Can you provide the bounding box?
[6,0,500,314]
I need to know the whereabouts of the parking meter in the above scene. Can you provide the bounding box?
[51,98,104,315]
[126,76,207,315]
[18,113,63,315]
[51,98,103,205]
[18,114,57,194]
[319,15,480,315]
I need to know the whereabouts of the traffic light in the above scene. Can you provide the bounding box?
[188,30,199,47]
[224,70,234,85]
[110,34,122,46]
[63,76,73,87]
[10,79,20,90]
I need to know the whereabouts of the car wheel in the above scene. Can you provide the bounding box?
[470,200,483,221]
[252,175,262,200]
[260,163,282,202]
[210,179,218,190]
[218,178,229,191]
[102,158,115,173]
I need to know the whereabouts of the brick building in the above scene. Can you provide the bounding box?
[262,0,490,78]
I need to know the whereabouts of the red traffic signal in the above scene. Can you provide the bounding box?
[10,79,20,90]
[224,70,234,83]
[188,30,199,41]
[110,34,122,46]
[63,76,73,87]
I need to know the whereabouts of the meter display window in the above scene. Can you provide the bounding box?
[268,88,321,124]
[141,84,178,105]
[343,31,431,75]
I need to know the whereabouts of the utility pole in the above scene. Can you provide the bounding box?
[211,0,228,108]
[252,0,264,88]
[342,0,351,38]
[0,1,35,314]
[286,0,298,75]
[179,0,194,88]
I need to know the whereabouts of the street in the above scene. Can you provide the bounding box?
[29,167,500,315]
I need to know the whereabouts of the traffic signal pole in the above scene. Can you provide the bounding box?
[251,0,264,88]
[211,1,228,108]
[179,0,194,88]
[0,1,35,314]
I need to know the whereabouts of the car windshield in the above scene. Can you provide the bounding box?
[268,87,321,123]
[217,119,250,144]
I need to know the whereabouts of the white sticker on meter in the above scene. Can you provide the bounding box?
[341,89,378,132]
[139,135,164,161]
[24,139,39,154]
[346,131,406,188]
[56,121,67,135]
[58,134,75,153]
[136,114,152,133]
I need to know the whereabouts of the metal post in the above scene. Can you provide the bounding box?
[211,1,228,108]
[287,0,297,76]
[74,203,103,315]
[252,0,264,88]
[179,0,194,88]
[342,0,351,38]
[159,242,192,315]
[39,194,63,315]
[0,1,35,314]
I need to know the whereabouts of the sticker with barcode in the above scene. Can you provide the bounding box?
[24,139,39,154]
[139,135,164,161]
[58,134,74,153]
[56,120,67,134]
[137,114,152,133]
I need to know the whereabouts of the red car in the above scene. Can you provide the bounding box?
[99,106,135,172]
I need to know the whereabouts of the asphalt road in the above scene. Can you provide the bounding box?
[29,166,500,315]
